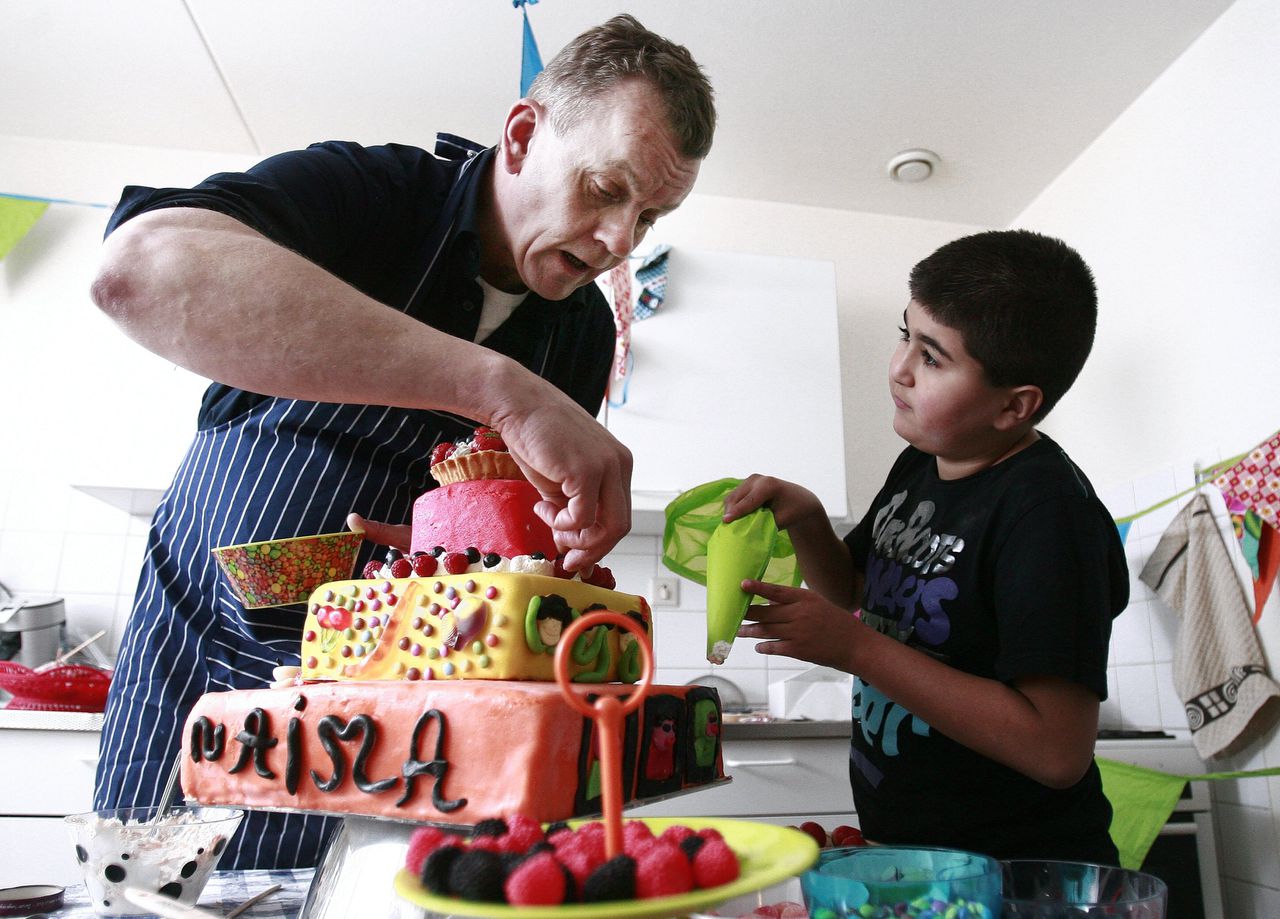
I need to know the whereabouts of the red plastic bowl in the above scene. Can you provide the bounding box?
[0,661,112,712]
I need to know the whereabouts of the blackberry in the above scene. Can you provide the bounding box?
[420,845,461,895]
[448,848,507,902]
[583,853,636,903]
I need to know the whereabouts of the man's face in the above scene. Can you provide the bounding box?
[504,80,701,300]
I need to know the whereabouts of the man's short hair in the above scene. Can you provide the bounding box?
[529,14,716,160]
[909,229,1098,421]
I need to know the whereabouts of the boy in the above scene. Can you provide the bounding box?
[725,230,1127,862]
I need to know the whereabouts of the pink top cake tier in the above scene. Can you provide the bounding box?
[410,477,557,561]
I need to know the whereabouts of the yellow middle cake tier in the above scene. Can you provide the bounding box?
[301,573,652,684]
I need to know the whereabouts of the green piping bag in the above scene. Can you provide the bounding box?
[663,478,802,666]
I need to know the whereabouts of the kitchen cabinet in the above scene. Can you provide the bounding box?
[628,724,856,827]
[0,710,103,887]
[601,247,849,534]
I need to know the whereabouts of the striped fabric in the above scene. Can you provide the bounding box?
[92,133,613,869]
[93,396,474,868]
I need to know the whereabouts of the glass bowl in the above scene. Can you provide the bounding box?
[64,806,244,916]
[211,530,363,608]
[1001,860,1168,918]
[801,845,1003,917]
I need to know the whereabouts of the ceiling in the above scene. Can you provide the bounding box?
[3,1,1234,226]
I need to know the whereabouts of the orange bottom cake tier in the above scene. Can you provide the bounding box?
[181,679,724,826]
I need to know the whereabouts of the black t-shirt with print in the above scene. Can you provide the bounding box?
[842,434,1128,862]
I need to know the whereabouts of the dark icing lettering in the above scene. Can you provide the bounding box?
[189,717,225,762]
[229,708,276,778]
[309,714,397,795]
[286,716,303,795]
[311,716,348,792]
[399,708,466,812]
[285,694,307,794]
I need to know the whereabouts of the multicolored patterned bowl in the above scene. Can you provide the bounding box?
[212,530,363,609]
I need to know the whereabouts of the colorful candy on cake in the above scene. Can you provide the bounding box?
[182,427,726,826]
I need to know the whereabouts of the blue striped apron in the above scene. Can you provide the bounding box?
[93,142,510,870]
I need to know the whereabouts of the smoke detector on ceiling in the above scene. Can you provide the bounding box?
[887,149,940,183]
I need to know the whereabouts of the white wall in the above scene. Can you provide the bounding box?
[1014,0,1280,914]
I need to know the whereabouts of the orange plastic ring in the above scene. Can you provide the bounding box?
[553,610,653,716]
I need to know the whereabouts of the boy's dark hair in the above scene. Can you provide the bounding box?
[908,229,1097,422]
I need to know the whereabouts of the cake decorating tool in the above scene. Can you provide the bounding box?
[661,478,802,665]
[553,610,653,860]
[703,508,782,665]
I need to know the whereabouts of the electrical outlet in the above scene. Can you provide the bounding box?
[649,576,680,607]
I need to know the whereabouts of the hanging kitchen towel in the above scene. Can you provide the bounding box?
[1139,491,1280,759]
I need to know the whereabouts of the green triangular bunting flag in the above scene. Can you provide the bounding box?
[0,196,50,260]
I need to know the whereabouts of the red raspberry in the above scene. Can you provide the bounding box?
[692,838,740,888]
[588,565,616,589]
[831,824,866,847]
[621,820,654,854]
[504,851,567,906]
[658,824,697,848]
[362,560,383,579]
[430,442,454,465]
[468,835,504,853]
[390,558,413,578]
[472,426,506,452]
[697,827,726,844]
[442,552,471,575]
[798,821,828,848]
[634,841,694,898]
[554,833,605,889]
[502,814,546,854]
[411,554,438,577]
[405,826,450,875]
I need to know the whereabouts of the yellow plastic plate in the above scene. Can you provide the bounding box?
[393,816,819,919]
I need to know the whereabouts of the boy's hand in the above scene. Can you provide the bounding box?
[723,475,825,531]
[737,577,861,672]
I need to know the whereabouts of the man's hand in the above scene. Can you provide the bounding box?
[490,394,633,572]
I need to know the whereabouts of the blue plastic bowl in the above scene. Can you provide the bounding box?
[800,846,1002,918]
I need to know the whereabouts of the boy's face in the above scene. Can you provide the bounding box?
[889,300,1024,477]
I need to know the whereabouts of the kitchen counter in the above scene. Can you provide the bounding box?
[0,706,105,731]
[721,717,851,741]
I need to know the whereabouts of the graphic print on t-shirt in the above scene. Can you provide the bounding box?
[853,488,967,784]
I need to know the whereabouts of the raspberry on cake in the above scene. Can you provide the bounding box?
[429,425,524,484]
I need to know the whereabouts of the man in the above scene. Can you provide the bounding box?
[89,14,715,868]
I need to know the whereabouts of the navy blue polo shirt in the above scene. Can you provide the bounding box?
[106,136,615,429]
